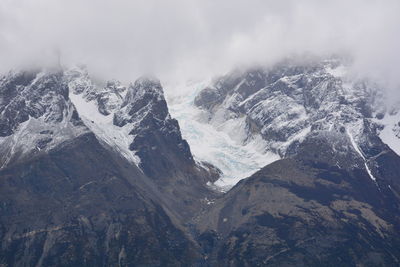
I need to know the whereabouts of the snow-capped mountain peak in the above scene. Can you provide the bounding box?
[190,57,400,188]
[0,69,88,168]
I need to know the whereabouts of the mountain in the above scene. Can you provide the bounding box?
[194,57,400,183]
[193,57,400,266]
[0,67,218,266]
[1,56,400,266]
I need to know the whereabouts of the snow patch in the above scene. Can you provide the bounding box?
[376,112,400,156]
[69,93,141,166]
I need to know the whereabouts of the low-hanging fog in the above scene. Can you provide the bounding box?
[0,0,399,95]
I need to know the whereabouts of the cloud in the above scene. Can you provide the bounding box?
[0,0,399,91]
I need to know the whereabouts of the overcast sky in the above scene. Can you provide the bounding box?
[0,0,399,89]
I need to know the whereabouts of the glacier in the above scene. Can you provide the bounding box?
[165,81,280,191]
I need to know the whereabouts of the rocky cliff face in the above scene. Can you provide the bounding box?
[113,77,195,179]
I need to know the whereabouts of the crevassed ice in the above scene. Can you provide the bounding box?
[165,81,279,191]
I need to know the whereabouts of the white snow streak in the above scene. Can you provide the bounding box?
[347,130,376,181]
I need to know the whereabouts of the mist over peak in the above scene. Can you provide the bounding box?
[0,0,399,97]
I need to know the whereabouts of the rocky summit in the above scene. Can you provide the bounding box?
[1,57,400,266]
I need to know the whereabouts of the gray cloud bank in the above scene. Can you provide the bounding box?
[0,0,399,91]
